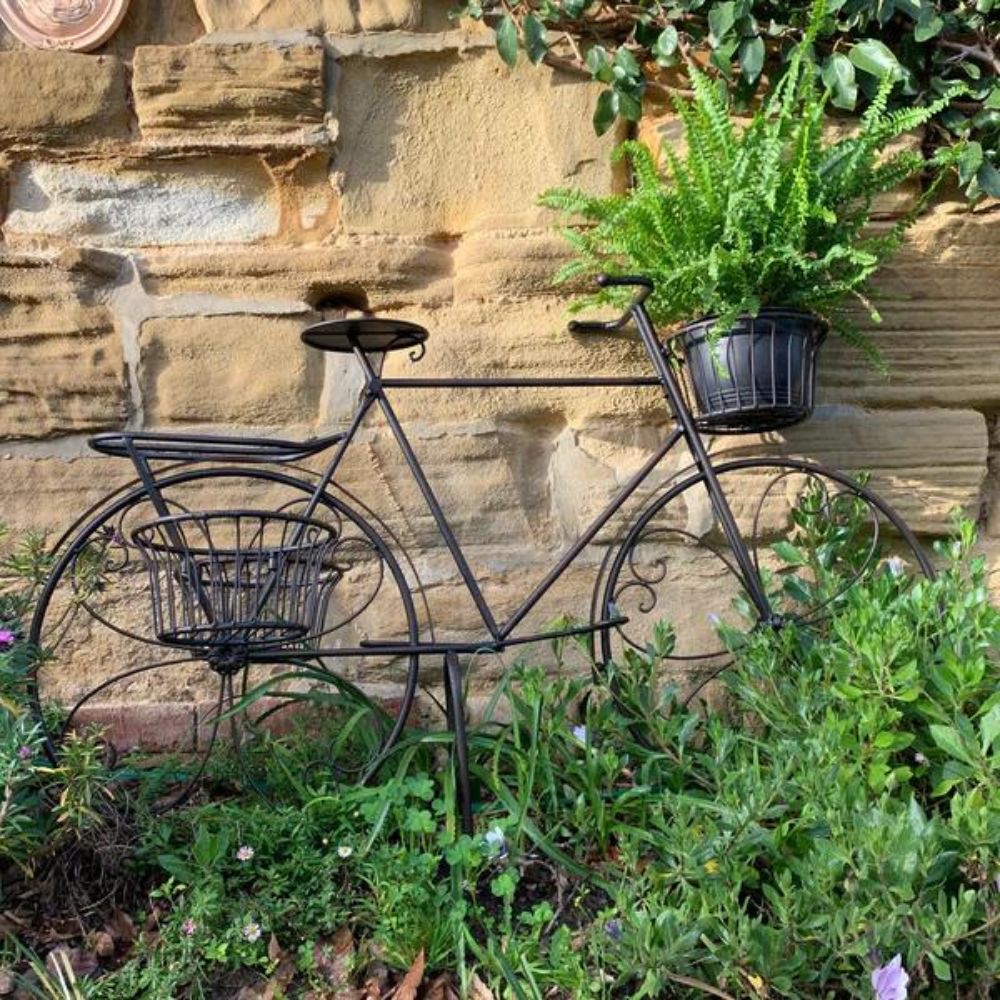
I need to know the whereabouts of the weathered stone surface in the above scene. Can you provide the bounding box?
[379,300,665,425]
[139,312,324,425]
[100,0,206,54]
[5,158,280,246]
[0,51,129,146]
[453,229,579,303]
[334,48,618,234]
[193,0,420,33]
[819,202,1000,408]
[72,703,197,752]
[133,39,327,150]
[0,252,125,438]
[715,406,988,535]
[0,455,136,534]
[134,238,453,307]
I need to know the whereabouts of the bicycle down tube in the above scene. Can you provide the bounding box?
[298,284,776,651]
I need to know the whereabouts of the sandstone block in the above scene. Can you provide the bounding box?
[5,159,280,246]
[379,299,666,426]
[134,238,453,307]
[0,252,125,438]
[139,312,324,425]
[0,455,137,534]
[818,204,1000,408]
[71,703,197,753]
[715,406,987,535]
[133,39,327,150]
[0,51,129,146]
[334,48,618,235]
[453,229,579,302]
[193,0,420,33]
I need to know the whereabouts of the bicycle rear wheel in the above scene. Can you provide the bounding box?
[593,458,933,709]
[28,466,421,808]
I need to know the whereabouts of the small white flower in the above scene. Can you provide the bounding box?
[236,845,255,862]
[914,751,928,765]
[337,845,353,859]
[241,921,262,943]
[571,724,588,745]
[886,556,905,577]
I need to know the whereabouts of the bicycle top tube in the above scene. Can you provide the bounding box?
[300,315,666,391]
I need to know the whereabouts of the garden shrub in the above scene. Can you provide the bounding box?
[6,518,1000,998]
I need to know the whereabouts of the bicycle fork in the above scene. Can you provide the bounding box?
[631,303,777,626]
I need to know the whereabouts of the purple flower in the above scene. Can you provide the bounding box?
[872,954,909,1000]
[242,921,262,943]
[571,724,587,745]
[604,918,623,942]
[0,629,15,648]
[181,918,197,936]
[17,745,33,761]
[236,845,254,862]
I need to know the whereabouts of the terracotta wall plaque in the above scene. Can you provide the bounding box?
[0,0,130,51]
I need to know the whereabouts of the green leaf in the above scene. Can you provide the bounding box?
[654,25,679,64]
[614,46,641,78]
[585,44,613,83]
[958,140,984,185]
[985,86,1000,110]
[739,36,765,83]
[980,703,1000,754]
[593,89,618,136]
[929,724,976,765]
[849,38,902,80]
[928,953,952,982]
[708,1,736,45]
[772,541,807,565]
[977,158,1000,198]
[495,14,518,68]
[822,52,858,110]
[522,13,548,64]
[914,4,944,41]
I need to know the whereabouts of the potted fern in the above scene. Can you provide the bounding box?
[541,22,961,433]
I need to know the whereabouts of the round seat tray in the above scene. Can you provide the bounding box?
[301,317,428,354]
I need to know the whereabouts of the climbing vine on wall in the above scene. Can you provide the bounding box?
[456,0,1000,202]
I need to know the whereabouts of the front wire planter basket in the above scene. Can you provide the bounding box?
[131,510,340,661]
[673,309,828,434]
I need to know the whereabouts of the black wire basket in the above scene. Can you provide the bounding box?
[131,511,340,655]
[674,309,828,434]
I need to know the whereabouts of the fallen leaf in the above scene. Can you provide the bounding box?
[0,969,14,996]
[268,933,282,964]
[105,909,136,944]
[389,949,424,1000]
[90,932,115,959]
[469,973,496,1000]
[314,926,354,989]
[45,947,98,981]
[424,973,459,1000]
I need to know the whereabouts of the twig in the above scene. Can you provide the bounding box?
[663,971,738,999]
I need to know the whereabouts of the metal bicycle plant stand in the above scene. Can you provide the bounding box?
[28,276,933,829]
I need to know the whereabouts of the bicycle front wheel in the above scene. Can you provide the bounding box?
[593,458,933,706]
[28,466,422,807]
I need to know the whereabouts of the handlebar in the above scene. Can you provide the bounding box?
[567,275,654,334]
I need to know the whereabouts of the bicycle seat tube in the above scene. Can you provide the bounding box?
[629,296,774,622]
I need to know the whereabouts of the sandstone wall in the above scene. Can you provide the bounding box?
[1,0,998,746]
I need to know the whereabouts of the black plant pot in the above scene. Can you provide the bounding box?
[679,309,828,434]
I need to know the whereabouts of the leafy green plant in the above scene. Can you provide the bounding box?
[541,6,962,364]
[458,0,1000,202]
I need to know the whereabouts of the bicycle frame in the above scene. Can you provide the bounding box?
[301,288,775,654]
